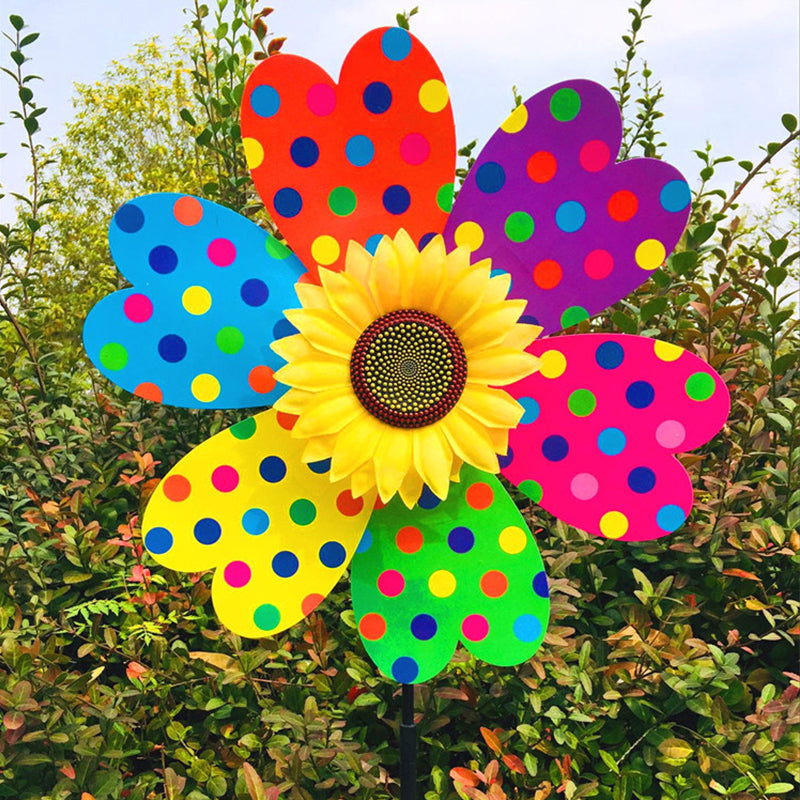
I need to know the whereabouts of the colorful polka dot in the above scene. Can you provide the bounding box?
[272,551,299,578]
[144,527,172,555]
[685,372,715,401]
[207,238,236,267]
[626,380,655,409]
[149,245,178,274]
[381,26,412,60]
[656,420,686,449]
[501,104,528,133]
[224,560,251,588]
[250,84,280,117]
[480,570,508,598]
[383,185,411,215]
[319,541,347,568]
[428,569,456,597]
[356,529,373,554]
[290,136,319,167]
[519,397,540,423]
[306,83,336,116]
[579,139,610,172]
[505,211,534,242]
[475,161,506,194]
[400,132,430,165]
[364,234,384,254]
[518,480,543,503]
[527,151,557,183]
[584,249,614,280]
[211,465,239,492]
[454,221,484,252]
[410,613,437,640]
[419,232,437,249]
[660,180,691,212]
[273,318,298,340]
[173,196,203,226]
[275,411,297,430]
[539,349,567,378]
[307,459,331,475]
[571,473,599,500]
[328,186,357,216]
[162,474,191,502]
[242,507,269,535]
[418,79,448,112]
[436,183,454,212]
[462,614,489,641]
[240,278,269,306]
[216,326,244,355]
[533,259,562,289]
[230,417,257,440]
[555,200,586,232]
[248,366,276,394]
[550,87,581,121]
[301,594,324,616]
[289,499,316,526]
[100,342,128,371]
[363,81,392,113]
[123,294,153,323]
[158,334,187,363]
[418,486,441,509]
[628,466,656,494]
[311,235,340,265]
[568,388,596,416]
[466,482,493,510]
[635,239,666,271]
[542,435,568,462]
[533,571,549,598]
[597,427,626,455]
[396,526,424,554]
[259,455,286,483]
[447,526,474,553]
[595,340,624,369]
[253,603,280,631]
[273,187,302,218]
[265,237,290,260]
[498,526,527,554]
[336,490,364,516]
[134,382,162,402]
[345,135,374,166]
[608,190,638,222]
[391,656,419,683]
[599,511,628,539]
[194,517,221,545]
[513,614,542,642]
[654,340,683,362]
[182,286,212,315]
[657,504,686,532]
[115,203,144,233]
[359,612,387,640]
[242,137,264,169]
[561,306,589,328]
[377,569,405,597]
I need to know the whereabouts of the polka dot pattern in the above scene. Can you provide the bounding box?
[502,333,730,541]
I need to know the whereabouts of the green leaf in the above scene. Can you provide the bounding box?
[10,14,24,30]
[765,784,796,794]
[738,160,754,171]
[641,297,667,321]
[600,750,620,774]
[657,737,693,761]
[180,107,197,126]
[780,113,797,132]
[612,311,637,333]
[766,267,787,287]
[19,32,39,47]
[692,221,716,245]
[768,239,788,259]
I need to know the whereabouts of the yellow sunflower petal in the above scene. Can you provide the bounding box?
[398,469,424,509]
[502,322,543,351]
[369,238,404,314]
[295,283,329,310]
[319,268,380,330]
[273,353,349,392]
[459,384,523,428]
[273,387,315,415]
[459,300,527,352]
[392,229,420,306]
[270,333,316,363]
[302,434,336,462]
[412,424,452,499]
[350,460,377,498]
[467,347,540,385]
[434,264,491,330]
[486,426,509,455]
[440,408,499,473]
[450,457,463,482]
[292,386,362,437]
[284,309,359,358]
[373,426,413,502]
[344,240,373,284]
[482,268,512,304]
[408,236,447,309]
[330,412,386,481]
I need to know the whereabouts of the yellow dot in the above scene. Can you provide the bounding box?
[191,373,220,403]
[539,349,567,379]
[654,340,683,362]
[419,79,449,113]
[454,221,484,252]
[635,238,666,271]
[182,285,212,315]
[600,511,628,539]
[501,104,528,134]
[311,234,341,266]
[498,525,527,554]
[242,137,264,169]
[428,569,456,598]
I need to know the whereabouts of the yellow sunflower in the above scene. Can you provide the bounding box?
[271,230,541,506]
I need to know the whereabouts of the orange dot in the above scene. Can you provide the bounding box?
[162,474,191,502]
[480,570,509,598]
[395,525,423,554]
[373,496,388,511]
[297,271,320,284]
[336,490,364,517]
[358,612,387,641]
[276,411,298,430]
[248,365,276,394]
[466,482,494,510]
[607,190,638,222]
[301,593,325,616]
[173,196,203,226]
[533,259,563,289]
[527,150,557,183]
[134,382,162,402]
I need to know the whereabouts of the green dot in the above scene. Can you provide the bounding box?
[504,211,534,242]
[518,480,543,504]
[550,87,581,121]
[289,498,316,526]
[99,342,128,371]
[560,305,589,328]
[568,389,596,417]
[216,326,244,354]
[685,372,715,401]
[253,603,281,631]
[230,417,257,440]
[328,186,357,216]
[436,183,454,213]
[266,237,290,260]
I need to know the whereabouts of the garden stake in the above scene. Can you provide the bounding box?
[400,683,417,800]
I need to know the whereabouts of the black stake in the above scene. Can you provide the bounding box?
[400,683,417,800]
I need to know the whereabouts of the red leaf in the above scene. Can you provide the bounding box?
[502,754,525,774]
[722,568,762,582]
[3,710,24,730]
[480,726,503,755]
[60,764,76,780]
[450,767,480,787]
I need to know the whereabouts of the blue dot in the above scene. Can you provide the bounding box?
[259,455,287,483]
[365,233,385,254]
[273,187,302,218]
[250,84,280,117]
[272,550,299,577]
[356,528,373,553]
[290,136,319,167]
[410,614,437,640]
[542,435,569,462]
[391,656,419,683]
[520,314,539,325]
[158,334,187,363]
[595,340,625,369]
[273,318,298,339]
[533,571,549,598]
[115,203,144,233]
[448,526,474,554]
[597,427,626,456]
[242,508,269,535]
[345,134,375,166]
[363,81,392,114]
[418,485,441,510]
[519,397,540,424]
[475,161,506,193]
[660,179,691,212]
[194,518,221,545]
[382,27,412,60]
[628,466,656,494]
[418,232,437,249]
[240,278,269,307]
[307,459,331,474]
[148,245,177,274]
[626,380,655,409]
[498,447,514,469]
[383,185,410,214]
[145,526,172,554]
[319,541,347,568]
[555,200,586,232]
[513,614,542,642]
[657,504,686,532]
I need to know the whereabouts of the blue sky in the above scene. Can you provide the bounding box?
[1,0,797,219]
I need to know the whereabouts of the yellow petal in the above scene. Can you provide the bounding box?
[412,424,452,499]
[482,268,512,304]
[392,229,419,306]
[330,412,386,481]
[284,309,358,358]
[450,457,463,481]
[345,240,373,285]
[350,460,377,498]
[440,408,499,473]
[295,283,329,310]
[319,268,380,330]
[293,386,362,437]
[467,347,540,385]
[369,239,404,314]
[273,353,349,392]
[273,387,315,415]
[398,469,424,509]
[408,236,447,310]
[459,384,523,428]
[302,434,336,462]
[270,333,315,363]
[459,300,527,352]
[434,264,491,330]
[487,426,509,455]
[373,426,413,502]
[502,322,543,351]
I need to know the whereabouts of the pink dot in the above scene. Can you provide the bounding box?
[656,420,686,449]
[377,569,405,597]
[123,293,153,323]
[207,238,236,266]
[571,472,599,500]
[584,249,614,279]
[461,614,489,642]
[307,83,336,116]
[400,133,431,165]
[224,560,251,588]
[579,139,610,172]
[211,465,239,492]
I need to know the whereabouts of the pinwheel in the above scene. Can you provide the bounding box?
[83,27,729,684]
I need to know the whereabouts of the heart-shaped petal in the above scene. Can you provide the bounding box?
[141,409,374,636]
[351,466,549,683]
[83,193,305,408]
[501,334,730,541]
[241,27,456,279]
[445,80,691,334]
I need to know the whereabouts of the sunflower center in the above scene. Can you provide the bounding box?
[350,309,467,428]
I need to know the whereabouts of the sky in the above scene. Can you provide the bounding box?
[1,0,798,220]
